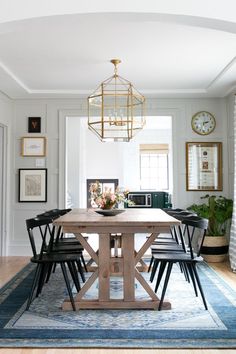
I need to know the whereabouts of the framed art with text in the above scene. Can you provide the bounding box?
[186,142,222,191]
[18,168,47,202]
[21,137,46,157]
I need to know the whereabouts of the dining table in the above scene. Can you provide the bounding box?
[54,208,180,311]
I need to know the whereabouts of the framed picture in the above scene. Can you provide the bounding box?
[28,117,41,133]
[19,169,47,202]
[86,179,119,208]
[21,137,46,157]
[186,142,222,191]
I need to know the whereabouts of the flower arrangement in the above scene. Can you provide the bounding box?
[89,181,130,209]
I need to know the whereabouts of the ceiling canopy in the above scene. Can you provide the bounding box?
[0,2,236,98]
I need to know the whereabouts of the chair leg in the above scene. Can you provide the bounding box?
[26,264,41,310]
[45,263,54,283]
[81,254,88,272]
[192,263,208,310]
[186,263,198,296]
[148,256,154,272]
[181,262,190,282]
[52,263,57,273]
[36,263,49,297]
[173,227,179,244]
[76,258,86,282]
[158,262,173,311]
[71,261,82,289]
[155,261,167,293]
[68,261,81,292]
[150,259,159,282]
[60,262,76,311]
[35,263,45,297]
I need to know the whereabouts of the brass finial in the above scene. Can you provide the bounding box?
[110,59,121,75]
[110,59,121,66]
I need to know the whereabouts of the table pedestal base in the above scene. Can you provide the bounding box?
[54,209,180,312]
[61,231,173,311]
[62,299,171,311]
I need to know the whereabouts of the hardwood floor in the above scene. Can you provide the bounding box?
[210,261,236,291]
[0,350,236,354]
[0,256,30,287]
[0,256,235,354]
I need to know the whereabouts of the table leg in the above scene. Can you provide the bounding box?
[122,233,135,301]
[98,233,110,301]
[75,233,98,265]
[63,229,171,310]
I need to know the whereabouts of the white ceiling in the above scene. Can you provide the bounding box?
[1,2,236,99]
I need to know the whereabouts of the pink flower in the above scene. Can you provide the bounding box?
[89,181,131,209]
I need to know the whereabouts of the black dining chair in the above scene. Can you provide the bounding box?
[26,217,82,311]
[37,208,88,273]
[150,215,209,310]
[148,210,196,274]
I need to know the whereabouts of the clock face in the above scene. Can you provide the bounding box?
[191,111,216,135]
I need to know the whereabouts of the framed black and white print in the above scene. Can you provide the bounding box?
[28,117,41,133]
[18,168,47,202]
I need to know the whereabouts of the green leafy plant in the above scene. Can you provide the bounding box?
[187,194,233,236]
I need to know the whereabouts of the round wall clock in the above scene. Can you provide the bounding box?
[191,111,216,135]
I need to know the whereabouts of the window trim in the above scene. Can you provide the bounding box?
[139,147,169,191]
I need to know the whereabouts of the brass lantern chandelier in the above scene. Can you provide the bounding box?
[87,59,145,142]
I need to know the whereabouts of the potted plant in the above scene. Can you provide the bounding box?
[187,195,233,262]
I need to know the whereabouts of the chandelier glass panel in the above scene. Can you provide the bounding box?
[88,59,145,142]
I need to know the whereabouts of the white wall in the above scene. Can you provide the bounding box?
[145,98,231,208]
[86,128,123,180]
[10,96,232,255]
[226,93,235,198]
[0,92,13,256]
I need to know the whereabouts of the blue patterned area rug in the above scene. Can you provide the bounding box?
[0,261,236,348]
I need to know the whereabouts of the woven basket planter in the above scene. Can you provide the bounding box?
[201,235,229,263]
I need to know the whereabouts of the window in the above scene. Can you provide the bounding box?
[140,144,169,190]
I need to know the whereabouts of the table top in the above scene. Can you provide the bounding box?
[54,208,180,230]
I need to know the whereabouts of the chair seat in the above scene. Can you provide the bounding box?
[151,238,177,244]
[151,244,185,252]
[31,253,82,263]
[152,252,203,262]
[57,236,88,244]
[147,233,173,240]
[52,242,84,252]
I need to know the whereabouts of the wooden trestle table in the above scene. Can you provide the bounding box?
[54,208,180,311]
